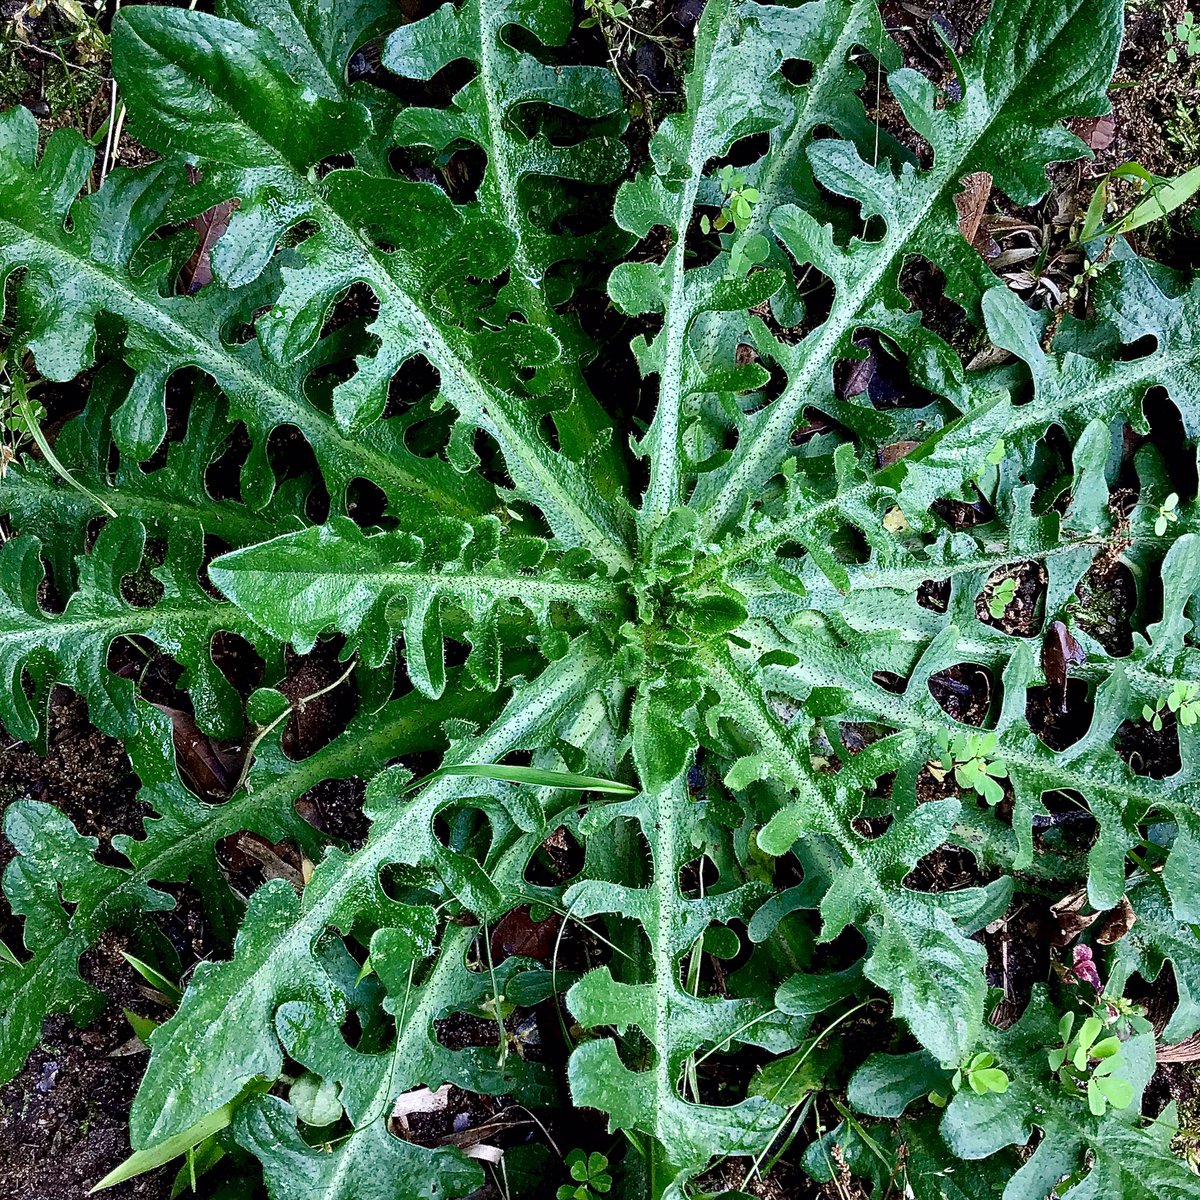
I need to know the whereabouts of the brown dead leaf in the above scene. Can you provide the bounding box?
[1072,114,1116,151]
[1157,1034,1200,1064]
[954,172,1000,260]
[877,440,920,469]
[220,832,303,890]
[150,702,239,797]
[489,905,560,964]
[179,198,239,294]
[1094,895,1135,945]
[1049,888,1096,945]
[1043,620,1086,715]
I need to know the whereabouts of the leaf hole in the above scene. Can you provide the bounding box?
[1114,716,1182,780]
[1026,680,1094,751]
[1033,790,1097,856]
[851,811,894,839]
[976,560,1047,638]
[917,578,951,613]
[119,537,165,609]
[870,671,907,695]
[135,369,195,473]
[781,57,814,87]
[210,629,265,703]
[538,412,561,453]
[1115,333,1160,363]
[1073,557,1135,657]
[930,484,994,530]
[898,256,971,353]
[279,639,359,759]
[838,330,935,410]
[315,152,356,180]
[1145,387,1199,504]
[678,855,721,900]
[524,824,584,886]
[346,476,388,527]
[383,353,440,418]
[383,44,479,108]
[927,662,993,726]
[295,778,369,849]
[204,420,253,504]
[319,280,380,339]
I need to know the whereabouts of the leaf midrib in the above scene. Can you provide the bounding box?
[699,0,1091,537]
[0,218,482,520]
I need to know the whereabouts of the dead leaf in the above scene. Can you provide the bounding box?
[1157,1034,1200,1064]
[1049,888,1096,945]
[1073,114,1116,151]
[1094,895,1135,945]
[464,1145,503,1164]
[179,198,239,294]
[220,832,303,890]
[877,440,920,469]
[954,172,1000,260]
[150,702,239,796]
[392,1084,452,1128]
[489,906,560,964]
[1043,620,1086,715]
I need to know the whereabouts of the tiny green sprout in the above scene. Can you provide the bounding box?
[579,0,630,29]
[1048,1011,1134,1117]
[955,1051,1010,1096]
[1143,696,1168,731]
[935,730,1009,806]
[1102,993,1153,1037]
[557,1150,612,1200]
[701,166,760,235]
[1168,12,1200,63]
[985,438,1006,467]
[1168,680,1200,728]
[928,1051,1009,1107]
[1142,682,1199,731]
[1154,491,1179,537]
[987,576,1018,620]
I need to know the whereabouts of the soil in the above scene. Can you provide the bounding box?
[0,692,187,1199]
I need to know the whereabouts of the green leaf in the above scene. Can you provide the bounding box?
[1,0,1197,1192]
[90,1103,235,1193]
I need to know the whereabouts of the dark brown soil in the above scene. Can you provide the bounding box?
[0,692,177,1200]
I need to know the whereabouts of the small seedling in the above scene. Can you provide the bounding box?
[933,730,1009,806]
[1168,12,1200,63]
[1154,491,1180,537]
[1143,681,1200,730]
[701,166,760,234]
[557,1150,612,1200]
[579,0,629,29]
[929,1051,1009,1106]
[987,576,1018,620]
[1048,1012,1133,1117]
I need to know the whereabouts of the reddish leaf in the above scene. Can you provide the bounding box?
[488,906,560,964]
[1043,620,1086,714]
[1071,943,1102,994]
[179,198,239,294]
[1073,114,1116,151]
